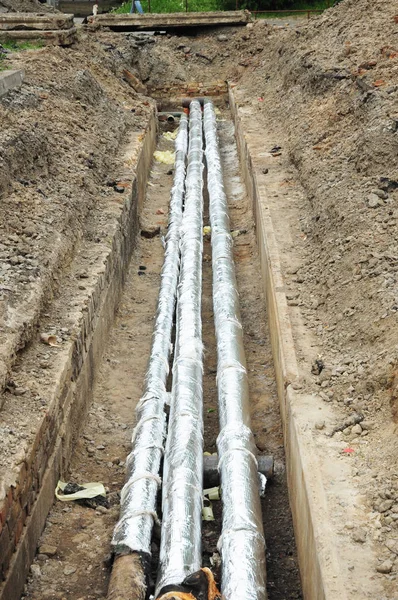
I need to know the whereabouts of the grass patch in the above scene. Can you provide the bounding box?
[112,0,225,12]
[246,0,331,14]
[112,0,331,13]
[1,40,44,51]
[0,39,44,70]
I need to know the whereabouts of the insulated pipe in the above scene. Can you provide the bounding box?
[203,100,267,600]
[110,115,189,562]
[181,97,206,108]
[156,100,204,596]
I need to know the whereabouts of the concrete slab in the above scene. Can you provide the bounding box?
[0,13,74,31]
[88,10,251,31]
[0,27,77,46]
[0,69,24,98]
[229,85,345,600]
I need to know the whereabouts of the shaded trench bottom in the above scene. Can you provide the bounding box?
[10,107,302,600]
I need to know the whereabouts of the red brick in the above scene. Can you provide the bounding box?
[26,490,36,516]
[0,499,8,528]
[6,498,22,539]
[20,471,33,511]
[14,506,27,545]
[12,461,27,502]
[0,523,13,581]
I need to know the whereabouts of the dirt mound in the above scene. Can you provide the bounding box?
[0,35,153,390]
[238,0,398,421]
[234,1,398,591]
[0,0,52,12]
[116,23,272,90]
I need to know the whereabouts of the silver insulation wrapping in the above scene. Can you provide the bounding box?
[111,115,189,556]
[203,101,267,600]
[156,100,204,595]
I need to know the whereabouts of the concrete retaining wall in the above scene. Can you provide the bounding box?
[229,85,348,600]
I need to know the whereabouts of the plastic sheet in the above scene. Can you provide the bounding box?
[156,100,204,595]
[111,115,188,556]
[203,100,267,600]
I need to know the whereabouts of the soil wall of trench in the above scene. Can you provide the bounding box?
[0,35,157,598]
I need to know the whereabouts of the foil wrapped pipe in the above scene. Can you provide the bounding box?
[111,115,189,558]
[156,100,204,597]
[203,100,267,600]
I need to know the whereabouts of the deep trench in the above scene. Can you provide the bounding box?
[21,107,302,600]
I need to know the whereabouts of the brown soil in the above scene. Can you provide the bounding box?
[236,1,398,590]
[0,0,52,12]
[0,0,397,596]
[0,34,153,420]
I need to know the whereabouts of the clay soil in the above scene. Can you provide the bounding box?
[0,0,397,597]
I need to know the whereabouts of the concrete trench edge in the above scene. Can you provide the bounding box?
[0,109,157,600]
[228,85,348,600]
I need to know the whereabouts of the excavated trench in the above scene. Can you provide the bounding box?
[8,102,302,600]
[2,9,396,599]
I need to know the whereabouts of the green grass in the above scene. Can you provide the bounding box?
[112,0,330,13]
[112,0,225,12]
[1,40,44,51]
[245,0,331,14]
[259,3,329,14]
[286,0,330,8]
[0,39,44,71]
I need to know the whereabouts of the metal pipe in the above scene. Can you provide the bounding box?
[181,97,206,109]
[203,100,267,600]
[156,100,204,596]
[107,554,146,600]
[157,112,184,120]
[110,115,189,561]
